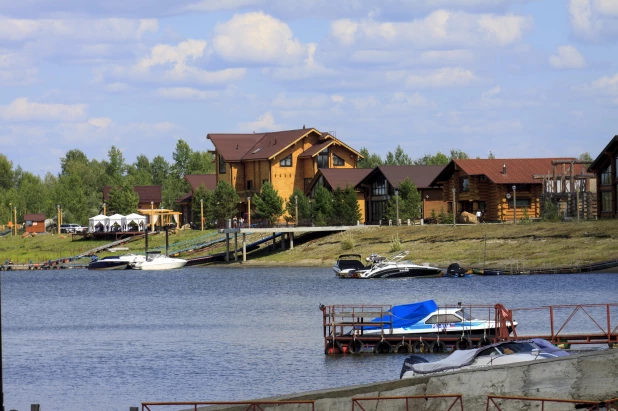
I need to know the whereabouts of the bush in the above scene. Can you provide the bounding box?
[340,233,354,251]
[389,233,402,252]
[542,195,561,222]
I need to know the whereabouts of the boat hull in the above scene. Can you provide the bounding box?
[360,267,443,279]
[88,261,129,270]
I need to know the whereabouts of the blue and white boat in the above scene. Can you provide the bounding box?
[352,300,517,340]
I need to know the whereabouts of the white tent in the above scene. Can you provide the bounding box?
[108,214,126,232]
[88,214,107,233]
[125,213,147,231]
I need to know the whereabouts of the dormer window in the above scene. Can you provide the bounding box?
[219,153,226,174]
[333,154,345,166]
[280,154,292,167]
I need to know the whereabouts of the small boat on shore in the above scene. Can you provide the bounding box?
[400,338,568,379]
[88,256,129,270]
[133,253,187,270]
[337,251,442,279]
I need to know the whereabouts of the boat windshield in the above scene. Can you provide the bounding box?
[455,310,472,320]
[496,342,537,354]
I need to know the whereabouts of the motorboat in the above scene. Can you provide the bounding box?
[88,256,129,270]
[444,263,472,278]
[351,300,517,340]
[132,253,187,270]
[333,254,372,277]
[347,251,442,279]
[400,339,569,379]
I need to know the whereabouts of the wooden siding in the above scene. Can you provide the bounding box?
[25,220,45,233]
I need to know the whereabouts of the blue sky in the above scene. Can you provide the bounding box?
[1,0,618,175]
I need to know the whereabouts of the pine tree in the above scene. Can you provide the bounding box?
[106,185,139,215]
[333,186,361,225]
[312,186,334,226]
[285,189,311,224]
[252,181,284,226]
[385,178,421,222]
[211,181,240,225]
[192,184,215,228]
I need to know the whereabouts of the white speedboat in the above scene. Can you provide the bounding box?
[400,339,569,378]
[333,254,372,277]
[353,300,517,340]
[88,253,146,270]
[352,251,442,279]
[133,254,187,270]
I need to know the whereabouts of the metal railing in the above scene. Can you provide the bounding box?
[352,394,464,411]
[486,395,615,410]
[141,400,315,411]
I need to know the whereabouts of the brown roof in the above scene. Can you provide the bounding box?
[432,158,587,185]
[590,135,618,171]
[103,186,162,203]
[318,168,373,189]
[24,213,45,221]
[185,174,217,191]
[298,139,334,159]
[357,165,446,190]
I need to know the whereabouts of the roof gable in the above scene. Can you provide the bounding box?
[358,165,446,189]
[184,174,217,191]
[589,135,618,171]
[24,213,46,221]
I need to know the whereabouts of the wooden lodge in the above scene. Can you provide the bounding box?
[589,135,618,219]
[431,158,588,222]
[23,213,46,234]
[176,174,217,226]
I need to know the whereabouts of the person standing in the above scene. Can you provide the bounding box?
[476,209,483,223]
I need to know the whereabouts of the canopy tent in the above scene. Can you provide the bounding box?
[108,214,126,232]
[88,214,108,233]
[125,213,147,231]
[88,209,179,233]
[138,208,181,231]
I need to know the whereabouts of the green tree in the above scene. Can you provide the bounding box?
[0,154,14,190]
[60,149,89,176]
[252,181,284,226]
[211,180,240,224]
[357,147,383,168]
[488,151,496,159]
[171,139,192,179]
[188,151,216,174]
[151,155,170,186]
[105,146,126,186]
[385,145,413,166]
[414,152,450,165]
[106,185,139,215]
[541,195,561,222]
[285,189,311,223]
[311,186,334,226]
[332,186,361,225]
[126,154,153,186]
[386,178,421,222]
[449,149,469,160]
[578,152,593,166]
[192,184,215,227]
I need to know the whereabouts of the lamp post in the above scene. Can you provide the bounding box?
[13,207,16,236]
[150,201,154,232]
[395,189,399,226]
[452,188,456,227]
[512,185,517,224]
[102,202,106,216]
[294,195,298,226]
[200,199,204,231]
[57,204,60,234]
[247,197,251,228]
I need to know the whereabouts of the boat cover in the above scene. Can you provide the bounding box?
[364,300,439,330]
[410,339,568,375]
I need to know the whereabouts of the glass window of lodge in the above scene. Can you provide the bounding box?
[508,198,531,208]
[317,148,329,169]
[333,154,345,166]
[601,164,612,185]
[460,177,469,192]
[280,154,292,167]
[601,191,612,212]
[371,200,387,222]
[372,177,387,195]
[218,153,226,174]
[247,180,253,190]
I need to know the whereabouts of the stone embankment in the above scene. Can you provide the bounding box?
[194,349,618,411]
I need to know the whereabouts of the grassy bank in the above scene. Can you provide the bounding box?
[2,220,618,269]
[242,220,618,270]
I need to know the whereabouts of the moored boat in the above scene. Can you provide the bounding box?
[133,254,187,270]
[349,251,442,279]
[88,256,129,270]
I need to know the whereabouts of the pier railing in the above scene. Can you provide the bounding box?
[141,400,315,411]
[352,394,464,411]
[485,395,614,411]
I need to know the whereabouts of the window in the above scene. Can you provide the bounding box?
[508,198,531,208]
[317,148,329,169]
[601,165,612,185]
[460,177,469,192]
[372,178,387,196]
[279,154,292,167]
[601,191,612,212]
[478,201,486,212]
[247,180,253,190]
[425,314,463,324]
[219,153,226,174]
[333,154,345,166]
[371,200,387,222]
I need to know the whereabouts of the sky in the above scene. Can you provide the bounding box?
[1,0,618,176]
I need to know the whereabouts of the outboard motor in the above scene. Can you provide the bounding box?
[399,355,429,379]
[447,263,468,277]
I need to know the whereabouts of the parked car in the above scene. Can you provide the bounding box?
[60,224,86,233]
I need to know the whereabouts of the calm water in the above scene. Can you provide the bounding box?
[2,267,617,411]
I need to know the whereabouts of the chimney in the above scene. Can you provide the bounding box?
[503,163,506,174]
[303,124,305,129]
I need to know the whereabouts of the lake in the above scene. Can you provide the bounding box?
[2,267,617,411]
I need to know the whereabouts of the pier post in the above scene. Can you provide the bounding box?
[234,232,238,262]
[242,233,246,262]
[225,233,230,262]
[281,234,285,250]
[290,232,294,249]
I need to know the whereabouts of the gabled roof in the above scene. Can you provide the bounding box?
[314,168,373,191]
[207,128,364,162]
[298,139,334,159]
[431,158,587,185]
[589,135,618,172]
[184,174,217,191]
[103,186,162,203]
[357,165,446,190]
[24,213,45,221]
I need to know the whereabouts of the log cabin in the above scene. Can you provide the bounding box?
[430,158,588,222]
[354,165,446,224]
[206,128,363,218]
[176,174,217,226]
[589,135,618,219]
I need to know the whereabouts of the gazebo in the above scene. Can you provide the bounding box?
[138,208,181,231]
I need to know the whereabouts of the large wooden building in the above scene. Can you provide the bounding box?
[176,174,217,225]
[589,135,618,219]
[207,128,363,217]
[354,165,446,224]
[430,158,588,222]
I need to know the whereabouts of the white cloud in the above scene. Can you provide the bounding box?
[239,112,282,132]
[388,67,478,88]
[213,12,308,65]
[0,17,158,42]
[0,97,87,122]
[262,44,336,81]
[104,39,246,85]
[0,50,37,85]
[594,0,618,16]
[589,73,618,95]
[549,45,585,69]
[185,0,261,12]
[569,0,618,39]
[88,117,113,128]
[271,93,330,110]
[329,10,532,49]
[157,87,220,100]
[390,92,435,108]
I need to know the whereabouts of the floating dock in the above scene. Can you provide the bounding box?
[321,303,618,355]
